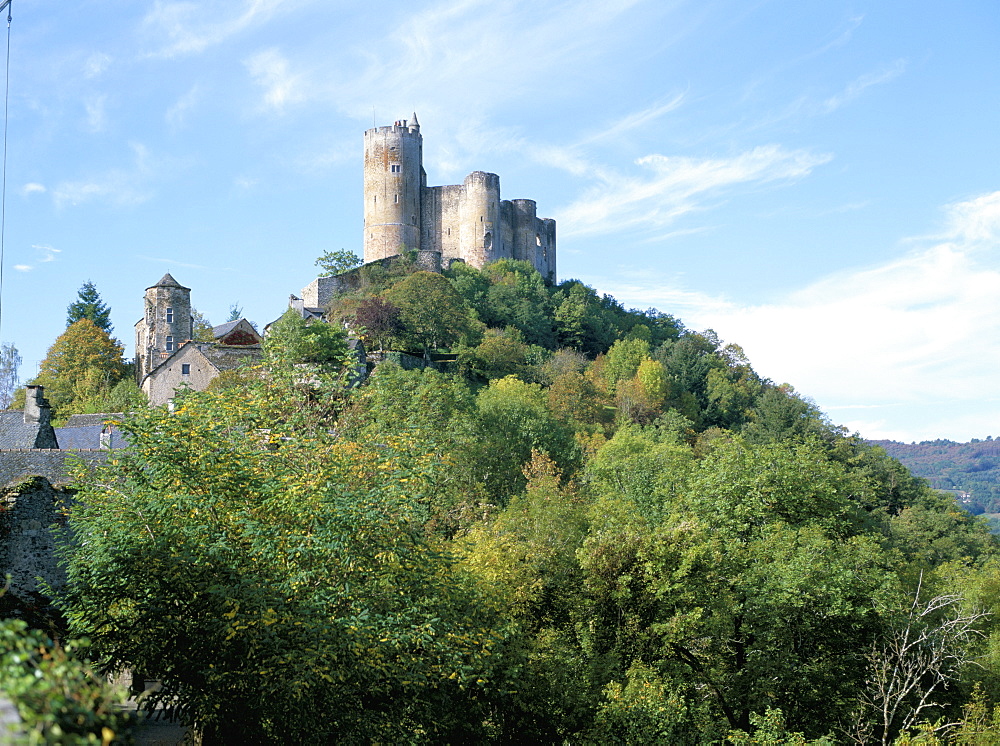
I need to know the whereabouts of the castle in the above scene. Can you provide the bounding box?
[362,114,556,281]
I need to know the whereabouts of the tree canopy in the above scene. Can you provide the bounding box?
[32,259,1000,744]
[30,319,128,417]
[66,280,112,333]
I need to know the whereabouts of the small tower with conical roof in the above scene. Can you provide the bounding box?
[134,273,193,381]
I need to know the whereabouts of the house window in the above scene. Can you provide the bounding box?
[166,307,173,323]
[390,164,401,173]
[181,363,190,375]
[165,336,174,352]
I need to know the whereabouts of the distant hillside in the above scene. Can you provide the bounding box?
[871,438,1000,514]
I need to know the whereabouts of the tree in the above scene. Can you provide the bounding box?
[315,249,363,277]
[191,308,215,342]
[56,379,505,743]
[32,320,127,415]
[851,576,989,745]
[353,296,402,352]
[385,271,482,356]
[226,303,243,322]
[264,309,350,369]
[66,280,112,333]
[0,342,21,409]
[0,618,137,742]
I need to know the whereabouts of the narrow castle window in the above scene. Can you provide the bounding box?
[166,307,173,323]
[390,164,401,173]
[536,234,542,246]
[394,194,398,203]
[165,335,174,352]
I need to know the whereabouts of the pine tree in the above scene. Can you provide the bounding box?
[66,281,113,333]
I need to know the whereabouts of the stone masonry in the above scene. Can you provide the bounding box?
[363,115,556,283]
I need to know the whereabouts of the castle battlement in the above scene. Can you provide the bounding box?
[362,115,555,282]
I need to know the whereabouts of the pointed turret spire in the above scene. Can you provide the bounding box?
[409,111,420,133]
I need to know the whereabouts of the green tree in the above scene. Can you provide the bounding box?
[56,379,507,743]
[0,618,137,743]
[385,271,482,356]
[604,337,651,391]
[191,307,214,342]
[32,320,127,416]
[226,303,243,322]
[264,310,350,369]
[0,342,21,409]
[66,280,112,333]
[315,249,363,276]
[474,376,581,502]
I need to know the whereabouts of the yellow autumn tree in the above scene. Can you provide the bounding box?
[31,319,128,416]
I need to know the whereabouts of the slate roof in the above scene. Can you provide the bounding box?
[55,425,128,450]
[0,411,58,449]
[148,272,189,290]
[63,413,124,428]
[212,320,241,338]
[201,345,263,371]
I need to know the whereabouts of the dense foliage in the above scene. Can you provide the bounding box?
[44,259,1000,743]
[0,618,136,744]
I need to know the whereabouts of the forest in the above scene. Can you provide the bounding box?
[5,255,1000,744]
[873,439,1000,519]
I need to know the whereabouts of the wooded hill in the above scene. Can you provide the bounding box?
[7,256,1000,744]
[872,438,1000,515]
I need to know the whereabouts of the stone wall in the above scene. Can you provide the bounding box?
[0,476,72,599]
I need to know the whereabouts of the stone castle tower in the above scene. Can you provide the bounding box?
[362,115,556,282]
[134,273,193,381]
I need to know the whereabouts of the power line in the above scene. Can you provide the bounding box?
[0,0,12,344]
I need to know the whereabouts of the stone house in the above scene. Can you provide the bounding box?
[135,274,263,406]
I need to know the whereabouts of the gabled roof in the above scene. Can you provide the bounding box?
[0,411,58,449]
[55,425,128,450]
[212,320,241,338]
[201,345,262,371]
[212,318,263,344]
[64,413,123,428]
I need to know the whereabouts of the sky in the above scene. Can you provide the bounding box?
[0,0,996,443]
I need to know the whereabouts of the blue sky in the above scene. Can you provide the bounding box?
[0,0,997,443]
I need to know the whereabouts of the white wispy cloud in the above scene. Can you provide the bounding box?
[20,183,46,195]
[166,85,201,129]
[243,48,306,112]
[822,59,906,113]
[140,0,300,58]
[32,245,61,263]
[557,145,832,238]
[85,95,108,133]
[13,264,31,272]
[52,143,156,207]
[84,53,113,78]
[602,191,1000,441]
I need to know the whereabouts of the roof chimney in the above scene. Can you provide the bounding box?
[23,385,51,425]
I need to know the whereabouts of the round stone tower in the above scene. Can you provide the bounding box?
[135,273,192,380]
[363,114,423,262]
[459,171,502,268]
